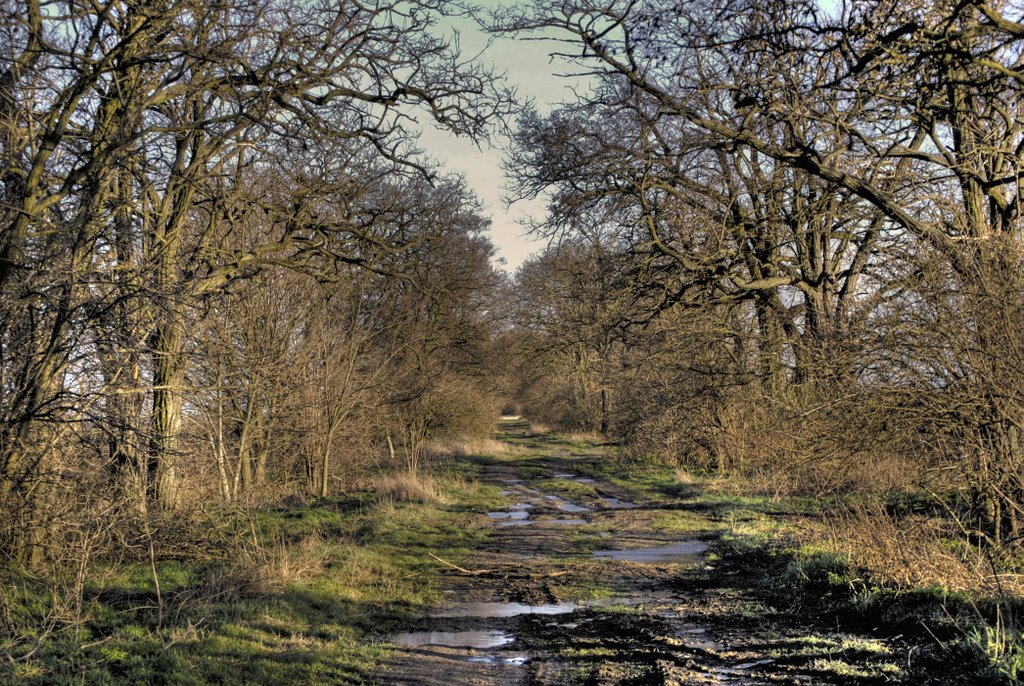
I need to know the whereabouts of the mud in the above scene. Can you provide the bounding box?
[487,511,530,521]
[379,425,922,685]
[599,496,637,509]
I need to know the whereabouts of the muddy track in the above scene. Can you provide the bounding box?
[379,429,914,685]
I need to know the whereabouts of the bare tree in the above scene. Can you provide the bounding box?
[0,0,514,539]
[501,0,1024,540]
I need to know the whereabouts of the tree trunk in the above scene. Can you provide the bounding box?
[149,316,183,508]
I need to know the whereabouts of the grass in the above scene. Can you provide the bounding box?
[534,477,598,499]
[650,509,724,534]
[13,422,1018,685]
[370,472,447,505]
[426,436,511,459]
[968,620,1024,683]
[537,437,1022,684]
[552,585,618,602]
[0,467,497,686]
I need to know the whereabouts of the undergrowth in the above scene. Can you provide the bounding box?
[0,464,500,686]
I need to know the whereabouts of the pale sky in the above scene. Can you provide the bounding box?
[418,1,840,272]
[417,3,588,273]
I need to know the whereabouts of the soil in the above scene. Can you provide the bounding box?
[378,428,952,685]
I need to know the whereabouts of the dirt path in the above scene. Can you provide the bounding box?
[380,426,913,685]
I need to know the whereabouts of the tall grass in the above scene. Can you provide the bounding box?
[370,473,446,505]
[426,436,509,458]
[967,611,1024,684]
[823,503,1014,594]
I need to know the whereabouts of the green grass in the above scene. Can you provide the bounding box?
[967,621,1024,683]
[0,470,495,686]
[534,477,598,499]
[549,576,618,602]
[650,509,721,534]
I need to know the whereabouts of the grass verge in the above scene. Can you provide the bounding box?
[0,468,502,686]
[543,432,1024,686]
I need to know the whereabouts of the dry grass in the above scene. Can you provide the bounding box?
[423,435,510,460]
[267,532,327,586]
[708,392,922,498]
[674,466,697,486]
[823,504,1022,595]
[371,472,447,505]
[216,531,328,598]
[560,430,605,443]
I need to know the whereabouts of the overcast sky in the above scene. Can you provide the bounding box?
[416,3,588,273]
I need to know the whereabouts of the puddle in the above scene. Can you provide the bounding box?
[497,518,588,527]
[553,473,576,478]
[593,540,708,564]
[560,502,589,513]
[432,601,579,618]
[509,503,533,510]
[488,510,529,521]
[601,497,637,509]
[575,477,595,484]
[393,630,513,649]
[466,655,528,665]
[544,495,590,513]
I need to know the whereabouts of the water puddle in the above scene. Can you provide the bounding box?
[497,518,588,527]
[711,659,776,683]
[673,624,721,651]
[601,497,637,509]
[553,473,576,479]
[432,601,578,618]
[575,477,595,484]
[466,655,528,665]
[544,495,590,513]
[561,502,589,513]
[593,540,707,564]
[487,510,529,521]
[393,630,513,649]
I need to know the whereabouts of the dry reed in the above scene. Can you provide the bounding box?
[825,504,1022,595]
[371,473,446,505]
